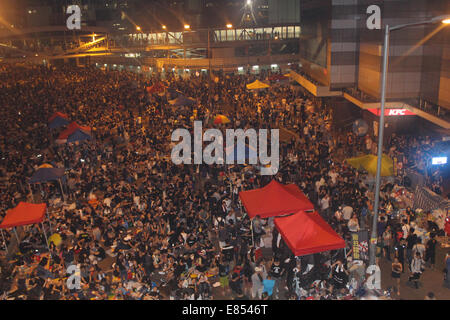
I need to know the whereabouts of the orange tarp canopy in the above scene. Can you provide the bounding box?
[239,180,314,219]
[0,202,47,229]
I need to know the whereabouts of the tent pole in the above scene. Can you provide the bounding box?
[251,219,254,248]
[46,209,53,234]
[41,222,50,252]
[59,178,66,202]
[0,229,8,253]
[13,227,20,243]
[28,183,35,203]
[39,183,43,200]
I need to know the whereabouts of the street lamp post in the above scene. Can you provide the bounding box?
[369,15,450,268]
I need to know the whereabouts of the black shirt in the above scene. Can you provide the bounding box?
[270,264,283,278]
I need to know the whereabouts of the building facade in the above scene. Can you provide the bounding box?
[296,0,450,132]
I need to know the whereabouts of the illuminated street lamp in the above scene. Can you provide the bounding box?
[369,14,450,270]
[226,24,233,29]
[136,26,141,31]
[184,24,190,30]
[162,25,167,30]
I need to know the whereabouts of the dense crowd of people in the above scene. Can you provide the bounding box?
[0,64,448,300]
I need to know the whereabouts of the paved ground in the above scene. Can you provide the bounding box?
[379,243,450,300]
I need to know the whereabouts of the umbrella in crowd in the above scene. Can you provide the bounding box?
[213,114,231,125]
[48,233,62,247]
[346,154,393,177]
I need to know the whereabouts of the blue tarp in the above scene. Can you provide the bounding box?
[49,116,70,129]
[67,129,92,143]
[29,168,65,184]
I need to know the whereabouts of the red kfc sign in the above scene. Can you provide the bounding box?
[368,108,415,116]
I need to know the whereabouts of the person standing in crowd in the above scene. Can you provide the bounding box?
[444,253,450,289]
[409,252,425,289]
[406,227,418,269]
[251,266,266,300]
[425,235,437,270]
[391,257,402,296]
[382,225,393,261]
[268,258,284,299]
[394,239,407,273]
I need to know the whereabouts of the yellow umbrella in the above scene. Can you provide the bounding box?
[48,233,62,246]
[346,154,393,177]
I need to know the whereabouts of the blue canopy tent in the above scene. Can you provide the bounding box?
[67,129,92,143]
[29,167,66,201]
[30,168,65,184]
[49,116,70,129]
[169,95,196,107]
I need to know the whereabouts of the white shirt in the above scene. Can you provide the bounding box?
[342,206,353,221]
[320,197,330,210]
[328,171,338,185]
[402,224,410,239]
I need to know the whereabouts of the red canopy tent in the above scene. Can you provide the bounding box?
[239,180,314,219]
[274,211,345,256]
[58,122,91,140]
[0,202,47,229]
[0,202,52,253]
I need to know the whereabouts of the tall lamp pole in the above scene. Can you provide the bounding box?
[369,15,450,267]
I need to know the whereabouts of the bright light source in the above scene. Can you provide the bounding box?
[226,24,233,29]
[162,25,167,30]
[432,157,447,165]
[247,0,252,6]
[252,65,259,70]
[136,26,141,31]
[271,64,278,69]
[443,19,450,24]
[184,24,190,30]
[238,66,244,71]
